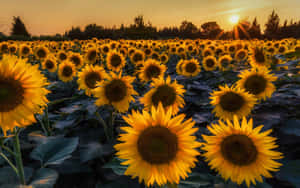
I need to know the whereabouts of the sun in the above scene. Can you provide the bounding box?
[230,15,240,24]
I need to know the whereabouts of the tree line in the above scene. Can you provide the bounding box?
[1,10,300,41]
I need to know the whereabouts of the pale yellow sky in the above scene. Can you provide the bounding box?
[1,0,300,35]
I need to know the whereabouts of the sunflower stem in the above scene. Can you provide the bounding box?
[109,108,116,140]
[0,143,17,157]
[44,106,51,136]
[0,152,19,175]
[13,129,26,185]
[95,111,110,141]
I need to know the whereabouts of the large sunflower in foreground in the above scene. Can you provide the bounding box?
[114,103,201,186]
[106,50,126,72]
[94,72,137,112]
[138,59,166,82]
[58,61,77,82]
[140,76,185,115]
[236,68,277,100]
[210,85,256,120]
[202,116,283,187]
[0,55,49,135]
[77,65,107,96]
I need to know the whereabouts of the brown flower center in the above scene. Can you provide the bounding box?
[62,66,73,77]
[244,75,267,95]
[152,85,177,107]
[0,78,24,112]
[110,54,122,67]
[85,72,101,89]
[185,62,197,73]
[138,126,178,164]
[145,65,161,80]
[219,92,245,112]
[104,79,127,102]
[221,134,257,166]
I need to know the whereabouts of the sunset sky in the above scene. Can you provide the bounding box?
[1,0,300,35]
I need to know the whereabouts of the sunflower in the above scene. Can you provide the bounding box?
[218,55,233,71]
[140,76,185,115]
[8,44,18,54]
[138,59,166,82]
[249,47,269,68]
[235,49,248,61]
[85,48,98,64]
[69,53,84,69]
[202,48,214,57]
[58,61,77,82]
[176,59,185,75]
[35,46,49,60]
[106,50,126,72]
[203,56,218,71]
[0,55,49,135]
[160,53,169,64]
[0,42,9,54]
[130,50,145,64]
[42,56,57,72]
[202,116,283,187]
[94,72,137,112]
[19,44,31,57]
[57,50,68,62]
[114,103,201,186]
[236,68,277,100]
[77,65,107,96]
[181,59,201,77]
[210,85,257,120]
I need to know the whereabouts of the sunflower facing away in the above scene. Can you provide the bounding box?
[140,76,185,115]
[250,47,269,68]
[77,65,107,96]
[114,103,201,186]
[138,59,166,82]
[0,55,49,135]
[181,59,201,77]
[210,85,257,120]
[94,72,137,112]
[106,50,126,72]
[236,68,277,100]
[58,61,77,82]
[202,116,283,187]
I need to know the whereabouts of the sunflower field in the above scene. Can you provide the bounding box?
[0,39,300,188]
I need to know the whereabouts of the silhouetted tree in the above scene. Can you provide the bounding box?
[265,10,280,39]
[65,26,84,40]
[179,20,199,38]
[248,17,262,39]
[201,22,223,39]
[10,16,30,37]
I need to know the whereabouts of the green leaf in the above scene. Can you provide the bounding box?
[30,137,79,167]
[30,168,58,188]
[179,173,212,188]
[102,158,127,175]
[281,119,300,137]
[277,160,300,187]
[80,142,114,163]
[0,166,33,185]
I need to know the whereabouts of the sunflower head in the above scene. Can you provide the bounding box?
[0,55,49,135]
[106,50,126,72]
[235,49,248,61]
[236,68,277,100]
[210,85,257,120]
[181,59,201,77]
[35,46,49,60]
[69,53,84,68]
[94,72,137,112]
[250,47,269,68]
[203,56,218,71]
[20,44,31,57]
[138,59,166,82]
[130,50,145,64]
[85,48,98,64]
[140,76,185,115]
[77,65,107,96]
[58,61,76,82]
[114,103,201,186]
[57,50,68,62]
[202,116,283,187]
[42,56,57,72]
[218,55,233,71]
